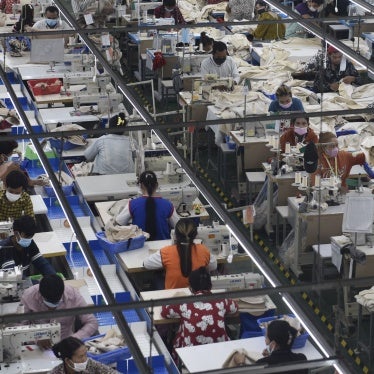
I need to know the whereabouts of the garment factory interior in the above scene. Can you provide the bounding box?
[0,0,374,372]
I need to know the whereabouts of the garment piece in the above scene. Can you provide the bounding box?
[280,127,318,153]
[200,55,240,84]
[84,134,135,175]
[161,294,238,359]
[0,190,34,221]
[313,150,365,187]
[0,237,55,277]
[32,19,71,30]
[48,358,119,374]
[154,5,186,24]
[116,196,175,240]
[256,349,308,374]
[227,0,254,20]
[21,284,98,340]
[0,0,19,13]
[253,12,285,41]
[268,97,305,113]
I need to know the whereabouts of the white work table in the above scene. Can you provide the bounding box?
[176,336,323,373]
[61,138,95,158]
[33,231,67,258]
[16,63,71,80]
[30,194,48,215]
[75,173,138,202]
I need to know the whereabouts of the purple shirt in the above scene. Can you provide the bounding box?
[21,284,98,340]
[295,2,318,17]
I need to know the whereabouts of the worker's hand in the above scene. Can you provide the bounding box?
[262,348,270,357]
[37,339,52,350]
[24,25,33,32]
[329,82,339,92]
[341,76,356,84]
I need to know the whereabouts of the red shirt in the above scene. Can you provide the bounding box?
[154,5,185,24]
[280,127,318,153]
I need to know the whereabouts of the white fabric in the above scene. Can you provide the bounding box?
[200,55,240,84]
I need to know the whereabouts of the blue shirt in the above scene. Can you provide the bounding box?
[268,97,304,113]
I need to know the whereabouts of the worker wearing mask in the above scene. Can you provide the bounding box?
[268,84,304,113]
[154,0,186,25]
[32,5,71,30]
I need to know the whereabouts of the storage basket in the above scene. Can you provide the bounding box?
[44,184,74,197]
[84,334,131,365]
[96,232,146,253]
[28,78,62,96]
[257,314,309,348]
[49,137,87,152]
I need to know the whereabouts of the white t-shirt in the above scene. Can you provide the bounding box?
[32,19,71,30]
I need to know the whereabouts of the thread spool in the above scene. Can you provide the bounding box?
[273,137,279,150]
[329,176,335,187]
[302,175,308,187]
[285,142,291,154]
[315,174,321,187]
[295,172,302,184]
[221,241,229,257]
[165,162,173,175]
[146,137,152,148]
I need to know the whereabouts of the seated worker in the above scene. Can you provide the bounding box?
[116,171,179,240]
[200,41,240,86]
[249,0,285,41]
[280,116,318,153]
[144,219,217,289]
[50,337,119,374]
[268,85,304,113]
[84,113,135,175]
[0,215,56,277]
[161,267,238,360]
[312,131,369,191]
[154,0,186,25]
[286,0,323,38]
[21,274,98,348]
[32,5,71,30]
[313,46,360,93]
[200,31,214,53]
[12,4,34,32]
[71,0,115,28]
[256,319,307,373]
[0,170,34,221]
[0,140,48,188]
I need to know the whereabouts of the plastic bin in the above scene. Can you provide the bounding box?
[28,78,62,96]
[96,232,146,253]
[49,136,87,152]
[257,314,309,348]
[44,184,74,197]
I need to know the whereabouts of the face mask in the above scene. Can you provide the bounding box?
[294,127,308,136]
[6,191,21,202]
[164,7,174,11]
[213,57,226,65]
[279,101,292,109]
[17,237,32,248]
[308,6,317,11]
[42,299,61,308]
[326,147,339,158]
[46,18,58,27]
[69,359,88,372]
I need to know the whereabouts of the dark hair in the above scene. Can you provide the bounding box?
[318,131,337,145]
[290,116,309,126]
[5,170,28,190]
[175,218,198,277]
[312,0,324,5]
[0,140,18,156]
[163,0,176,7]
[45,5,59,15]
[212,41,228,55]
[109,112,127,129]
[138,171,158,240]
[275,84,292,98]
[13,215,36,237]
[267,320,298,350]
[200,32,214,49]
[13,4,34,32]
[39,274,64,303]
[52,337,84,360]
[189,266,212,292]
[256,0,267,6]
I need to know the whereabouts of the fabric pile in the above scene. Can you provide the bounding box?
[355,287,374,312]
[86,328,127,354]
[222,349,261,368]
[104,218,149,243]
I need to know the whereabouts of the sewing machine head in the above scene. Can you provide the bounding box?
[0,265,24,303]
[0,221,13,237]
[2,323,61,362]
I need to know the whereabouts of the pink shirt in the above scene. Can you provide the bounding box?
[21,284,98,340]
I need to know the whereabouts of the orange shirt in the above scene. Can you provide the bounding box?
[312,150,365,187]
[160,243,211,289]
[280,127,318,153]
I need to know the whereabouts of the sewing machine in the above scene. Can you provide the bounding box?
[0,221,13,237]
[158,185,199,212]
[211,272,264,291]
[0,266,23,303]
[2,323,60,362]
[192,77,233,102]
[195,224,230,256]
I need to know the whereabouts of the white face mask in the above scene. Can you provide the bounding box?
[308,6,317,11]
[6,191,21,202]
[68,359,88,372]
[279,101,292,109]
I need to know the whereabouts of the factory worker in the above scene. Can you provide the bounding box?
[313,46,360,93]
[312,132,368,191]
[32,5,71,30]
[0,0,19,14]
[200,41,240,86]
[200,31,214,53]
[71,0,115,28]
[0,170,34,221]
[154,0,186,25]
[12,3,34,32]
[295,0,323,18]
[280,117,318,153]
[144,219,217,289]
[0,215,56,277]
[115,170,179,240]
[268,85,304,113]
[256,319,308,373]
[21,274,98,349]
[161,267,237,361]
[84,113,136,175]
[50,337,119,374]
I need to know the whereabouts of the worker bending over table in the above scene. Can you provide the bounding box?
[154,0,186,25]
[268,85,304,113]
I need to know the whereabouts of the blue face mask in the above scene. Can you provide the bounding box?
[43,299,61,308]
[46,18,58,27]
[17,237,32,248]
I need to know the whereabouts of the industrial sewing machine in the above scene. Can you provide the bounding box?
[196,224,230,256]
[0,221,13,237]
[211,272,264,291]
[1,323,61,362]
[0,265,23,303]
[192,76,233,102]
